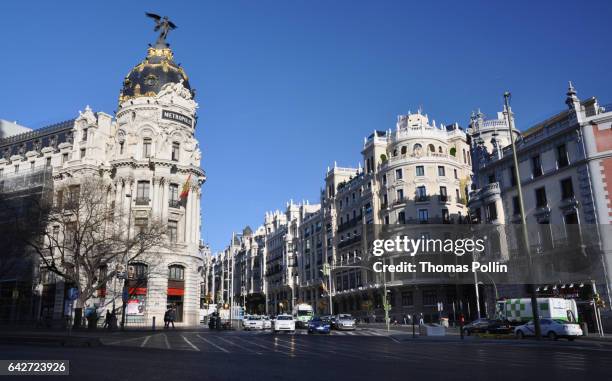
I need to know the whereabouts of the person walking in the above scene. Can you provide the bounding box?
[164,307,171,329]
[103,309,111,329]
[168,306,176,329]
[419,312,424,325]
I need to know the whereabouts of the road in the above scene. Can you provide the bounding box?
[1,328,611,380]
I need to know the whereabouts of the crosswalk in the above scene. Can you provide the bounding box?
[101,328,396,358]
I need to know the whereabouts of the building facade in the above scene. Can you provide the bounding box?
[0,29,206,326]
[468,84,612,329]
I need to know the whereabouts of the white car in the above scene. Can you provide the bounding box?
[262,316,272,330]
[274,314,296,333]
[515,319,583,340]
[243,315,264,330]
[334,314,356,330]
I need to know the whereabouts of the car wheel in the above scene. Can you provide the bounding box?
[547,331,558,340]
[516,330,524,339]
[568,337,576,341]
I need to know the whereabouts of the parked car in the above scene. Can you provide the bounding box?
[274,314,296,333]
[514,319,583,340]
[308,316,331,334]
[463,319,512,335]
[262,316,272,330]
[243,315,264,330]
[334,314,356,330]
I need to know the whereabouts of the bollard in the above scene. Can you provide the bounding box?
[152,316,156,331]
[412,314,416,338]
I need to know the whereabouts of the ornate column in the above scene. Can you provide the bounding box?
[160,178,168,222]
[185,188,193,243]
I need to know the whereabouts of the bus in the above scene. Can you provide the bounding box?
[292,303,314,328]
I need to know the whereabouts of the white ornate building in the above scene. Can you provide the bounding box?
[0,30,206,325]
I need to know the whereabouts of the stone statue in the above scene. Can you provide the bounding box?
[145,13,177,47]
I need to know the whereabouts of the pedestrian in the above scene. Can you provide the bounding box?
[168,306,176,328]
[403,314,408,325]
[419,313,424,325]
[459,313,465,339]
[164,307,171,328]
[103,309,111,329]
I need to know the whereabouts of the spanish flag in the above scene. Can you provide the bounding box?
[180,174,192,200]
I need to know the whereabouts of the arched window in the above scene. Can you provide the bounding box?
[169,265,185,281]
[401,146,407,155]
[438,146,443,153]
[428,144,435,153]
[143,138,152,158]
[412,144,422,155]
[449,147,457,157]
[393,149,398,157]
[380,153,388,162]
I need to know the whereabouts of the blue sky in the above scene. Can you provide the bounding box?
[1,0,611,252]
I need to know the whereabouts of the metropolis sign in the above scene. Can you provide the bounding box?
[162,109,193,127]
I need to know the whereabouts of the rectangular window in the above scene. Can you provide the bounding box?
[439,186,447,202]
[454,169,458,179]
[398,211,406,224]
[535,187,547,208]
[401,291,414,306]
[396,168,403,180]
[0,168,3,178]
[80,148,86,159]
[119,142,124,155]
[561,178,574,199]
[488,174,496,184]
[82,129,88,142]
[382,174,387,186]
[437,166,445,176]
[46,157,52,167]
[557,144,569,168]
[172,142,180,161]
[486,202,497,222]
[416,186,427,201]
[416,166,425,177]
[30,161,35,169]
[418,209,428,223]
[512,196,520,216]
[532,155,542,178]
[143,138,152,158]
[396,189,404,202]
[135,217,148,234]
[168,220,178,243]
[382,194,388,207]
[442,209,450,223]
[62,153,68,164]
[509,166,517,186]
[136,181,150,203]
[422,290,437,306]
[169,183,179,207]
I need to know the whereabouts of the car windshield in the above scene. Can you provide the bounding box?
[553,320,575,325]
[277,316,292,321]
[297,310,313,317]
[338,314,353,319]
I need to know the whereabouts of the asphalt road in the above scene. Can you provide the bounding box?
[1,328,612,381]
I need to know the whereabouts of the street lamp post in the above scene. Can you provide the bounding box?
[504,91,542,339]
[120,193,133,331]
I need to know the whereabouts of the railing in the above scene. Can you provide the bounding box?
[438,195,449,203]
[168,199,181,208]
[135,197,150,205]
[415,195,430,202]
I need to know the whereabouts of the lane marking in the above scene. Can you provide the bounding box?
[182,335,200,351]
[163,333,171,349]
[217,336,262,355]
[141,335,151,348]
[233,336,288,355]
[197,334,230,353]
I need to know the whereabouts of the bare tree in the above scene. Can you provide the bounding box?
[15,175,168,326]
